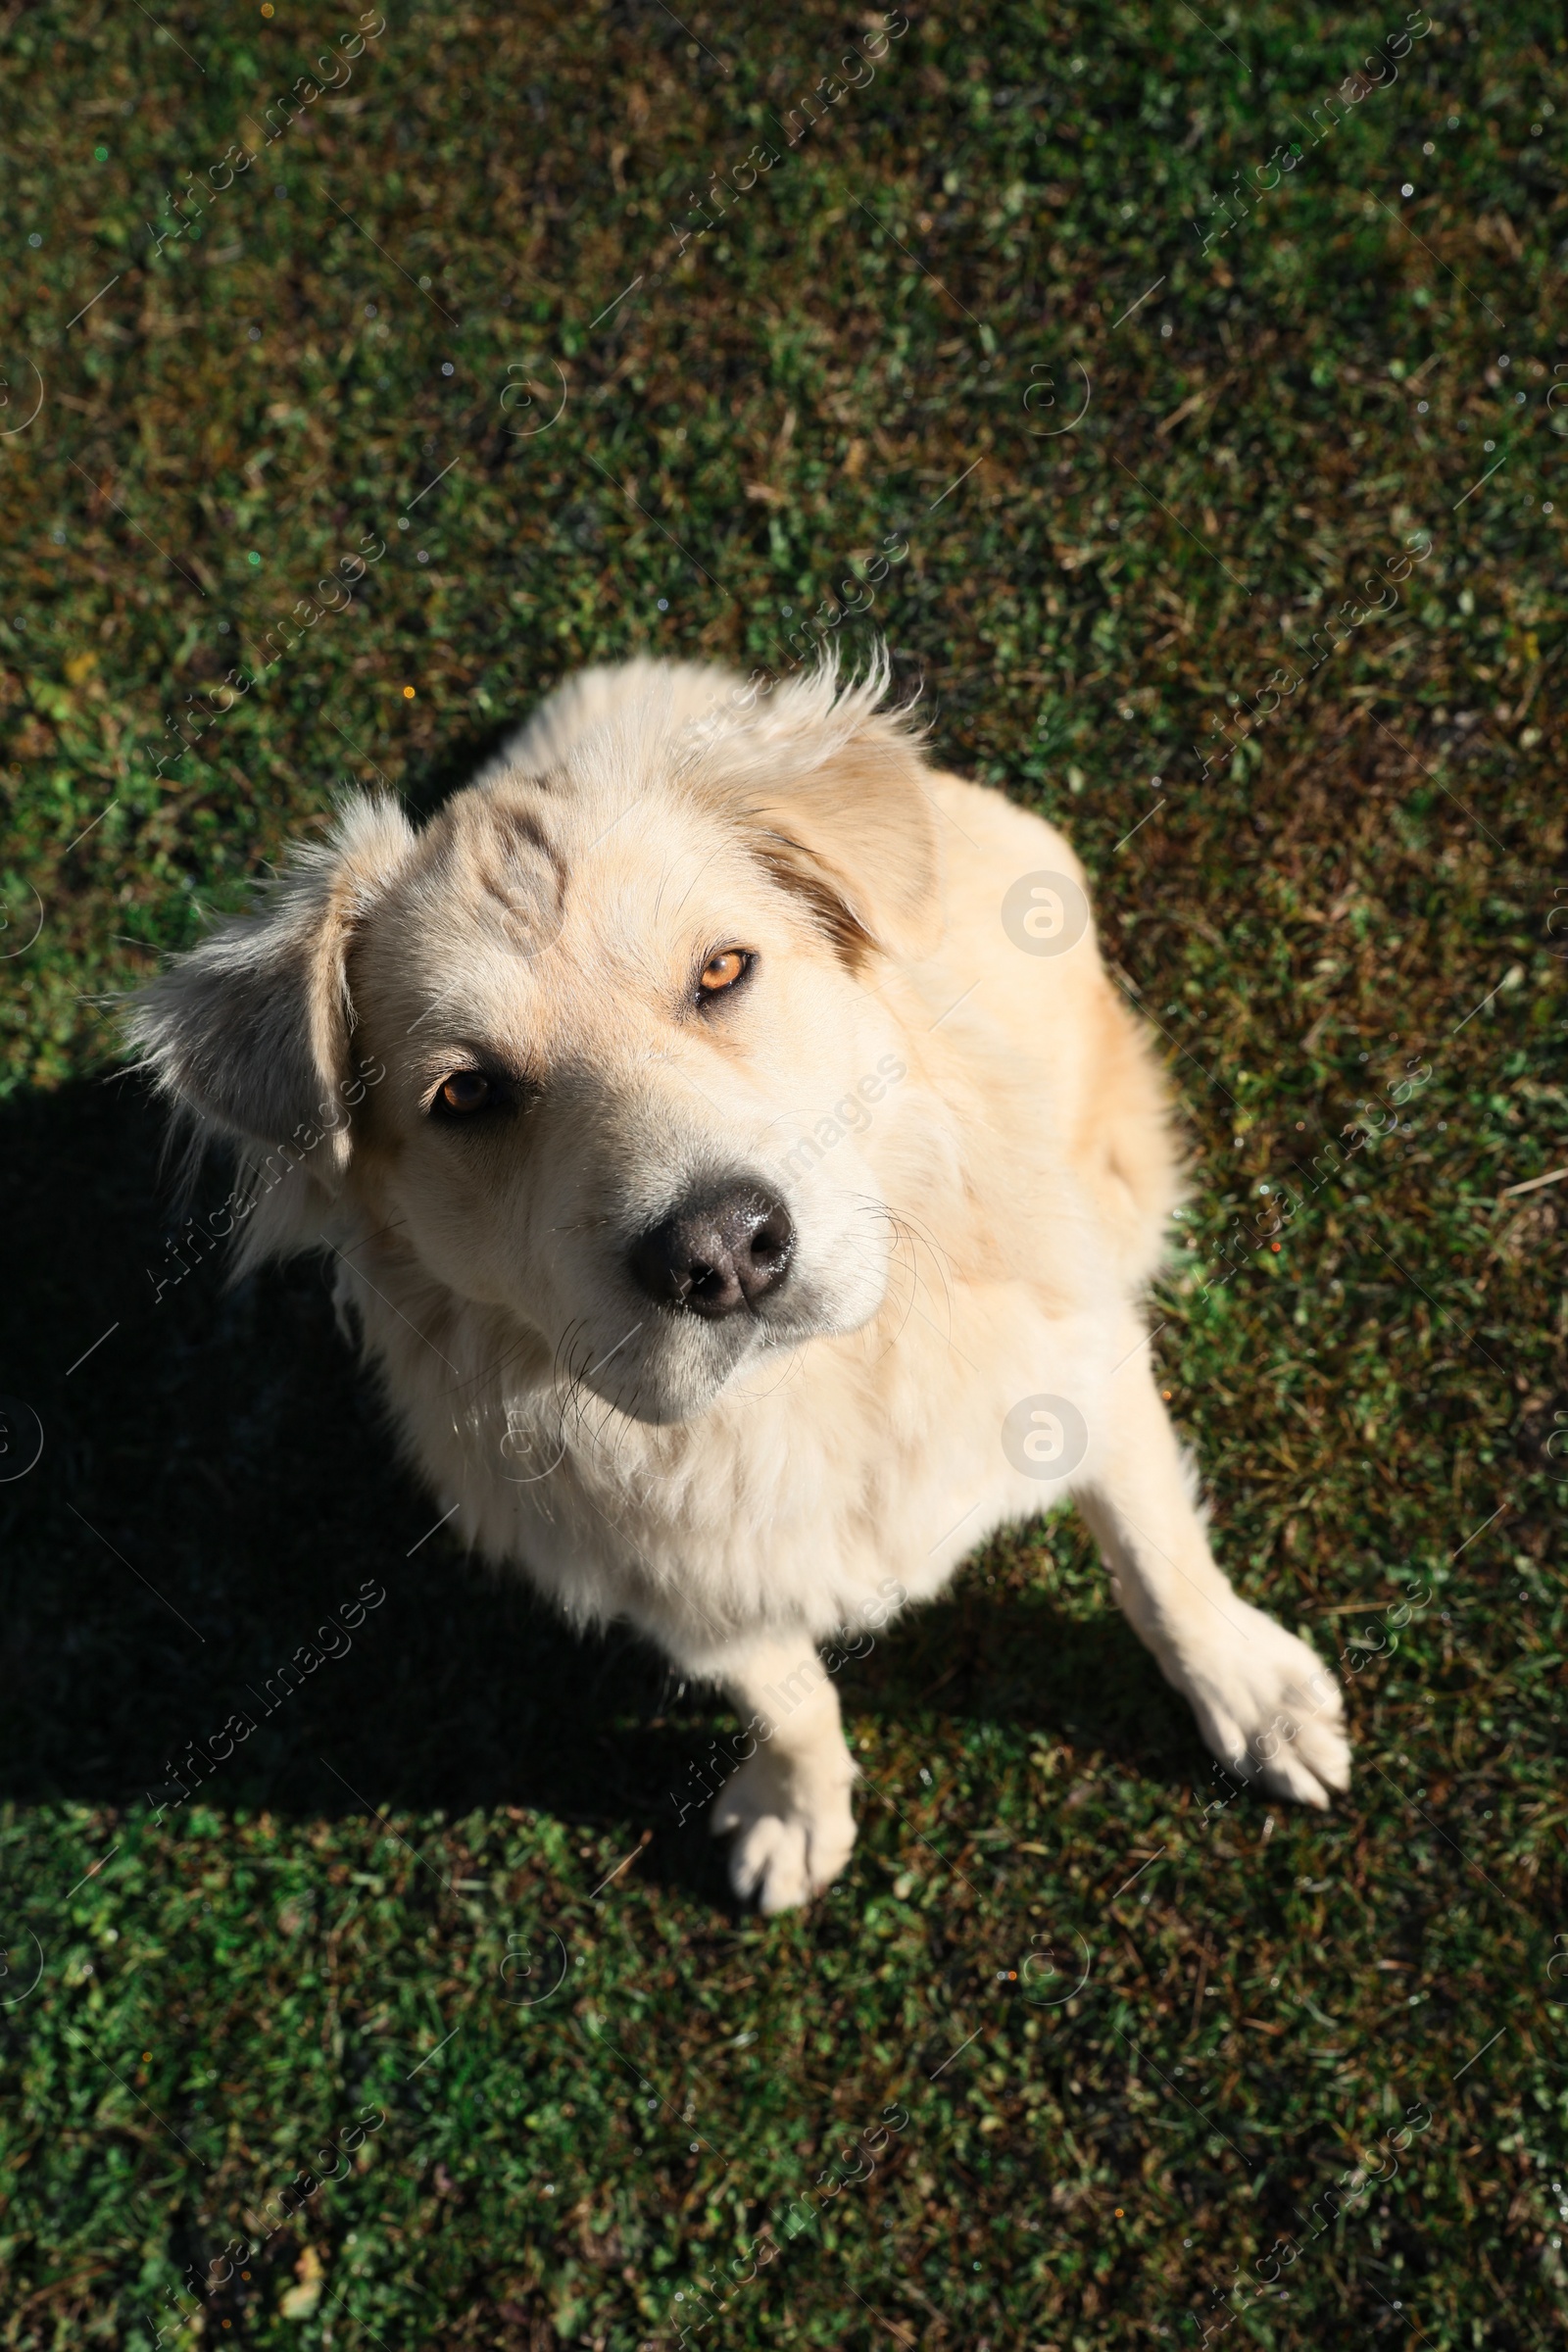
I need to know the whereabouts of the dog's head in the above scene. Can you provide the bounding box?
[129,658,942,1423]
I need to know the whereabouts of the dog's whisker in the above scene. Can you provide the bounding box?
[872,1199,958,1331]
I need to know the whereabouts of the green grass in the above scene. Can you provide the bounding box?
[2,0,1566,2344]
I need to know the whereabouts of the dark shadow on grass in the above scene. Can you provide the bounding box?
[847,1567,1196,1779]
[0,1076,1200,1912]
[398,717,523,825]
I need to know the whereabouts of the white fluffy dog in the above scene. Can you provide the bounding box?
[129,656,1349,1911]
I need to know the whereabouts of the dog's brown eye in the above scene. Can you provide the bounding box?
[698,949,752,999]
[437,1070,491,1113]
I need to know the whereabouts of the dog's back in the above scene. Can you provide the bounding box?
[910,768,1183,1294]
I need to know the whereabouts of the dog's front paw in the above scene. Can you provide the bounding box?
[710,1750,858,1914]
[1173,1601,1351,1808]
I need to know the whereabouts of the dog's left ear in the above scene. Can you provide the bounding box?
[125,793,416,1179]
[743,736,942,964]
[707,664,942,963]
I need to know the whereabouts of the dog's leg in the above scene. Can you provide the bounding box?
[1075,1334,1351,1806]
[699,1635,858,1914]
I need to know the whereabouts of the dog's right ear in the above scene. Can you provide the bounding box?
[125,794,416,1179]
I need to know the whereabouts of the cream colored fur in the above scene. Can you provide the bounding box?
[128,655,1349,1912]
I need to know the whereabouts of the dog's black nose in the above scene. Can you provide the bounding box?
[627,1186,795,1318]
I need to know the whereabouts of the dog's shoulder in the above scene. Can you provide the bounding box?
[924,766,1087,886]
